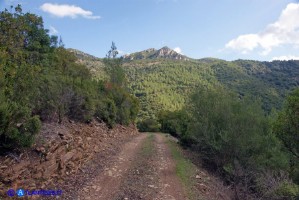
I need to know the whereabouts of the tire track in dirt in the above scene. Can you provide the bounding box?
[112,133,159,200]
[75,133,148,200]
[154,134,187,200]
[111,133,187,200]
[71,133,188,200]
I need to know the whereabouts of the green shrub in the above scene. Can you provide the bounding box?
[18,116,41,147]
[275,182,299,199]
[255,171,299,199]
[187,87,289,171]
[67,89,95,123]
[137,118,160,132]
[0,6,140,151]
[273,88,299,184]
[175,86,291,198]
[95,98,117,128]
[105,84,139,126]
[0,102,41,150]
[158,110,190,138]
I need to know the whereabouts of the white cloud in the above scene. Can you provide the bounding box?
[226,34,260,54]
[174,47,183,54]
[225,3,299,55]
[40,3,100,19]
[272,55,299,61]
[49,26,58,35]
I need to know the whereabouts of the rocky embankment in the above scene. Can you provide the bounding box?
[0,120,138,197]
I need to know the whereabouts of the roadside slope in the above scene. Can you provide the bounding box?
[0,129,233,199]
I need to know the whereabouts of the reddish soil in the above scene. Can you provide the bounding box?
[76,133,148,200]
[72,133,187,200]
[1,126,232,200]
[154,133,187,200]
[47,133,231,200]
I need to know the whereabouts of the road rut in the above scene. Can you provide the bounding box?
[73,133,188,200]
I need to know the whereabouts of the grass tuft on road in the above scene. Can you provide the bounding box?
[167,136,199,200]
[112,133,157,200]
[141,133,155,156]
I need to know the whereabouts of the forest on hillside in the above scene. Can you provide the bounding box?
[74,50,299,121]
[124,59,299,121]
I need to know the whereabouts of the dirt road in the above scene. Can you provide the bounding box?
[71,133,188,200]
[47,133,231,200]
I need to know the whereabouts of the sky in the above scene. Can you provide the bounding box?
[1,0,299,61]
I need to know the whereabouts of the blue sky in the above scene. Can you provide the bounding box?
[1,0,299,61]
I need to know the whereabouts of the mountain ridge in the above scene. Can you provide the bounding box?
[68,48,299,119]
[68,46,299,63]
[122,46,190,61]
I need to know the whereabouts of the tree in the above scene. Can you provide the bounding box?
[273,88,299,183]
[0,5,44,150]
[274,88,299,158]
[0,6,139,152]
[106,41,118,58]
[186,86,290,198]
[104,42,126,87]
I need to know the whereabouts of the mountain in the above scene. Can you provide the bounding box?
[68,48,99,60]
[69,48,299,120]
[122,46,190,61]
[68,48,105,79]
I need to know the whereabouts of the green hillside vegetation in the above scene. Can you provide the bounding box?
[125,59,299,122]
[0,6,138,151]
[124,56,299,198]
[159,87,299,199]
[123,48,158,60]
[124,59,219,119]
[75,50,299,121]
[273,89,299,184]
[123,46,189,61]
[235,59,299,99]
[68,48,106,80]
[211,61,281,112]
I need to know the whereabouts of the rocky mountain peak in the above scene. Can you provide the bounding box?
[144,48,156,53]
[157,46,177,57]
[123,46,189,61]
[161,46,172,50]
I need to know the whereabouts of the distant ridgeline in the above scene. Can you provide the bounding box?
[70,47,299,120]
[122,46,190,61]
